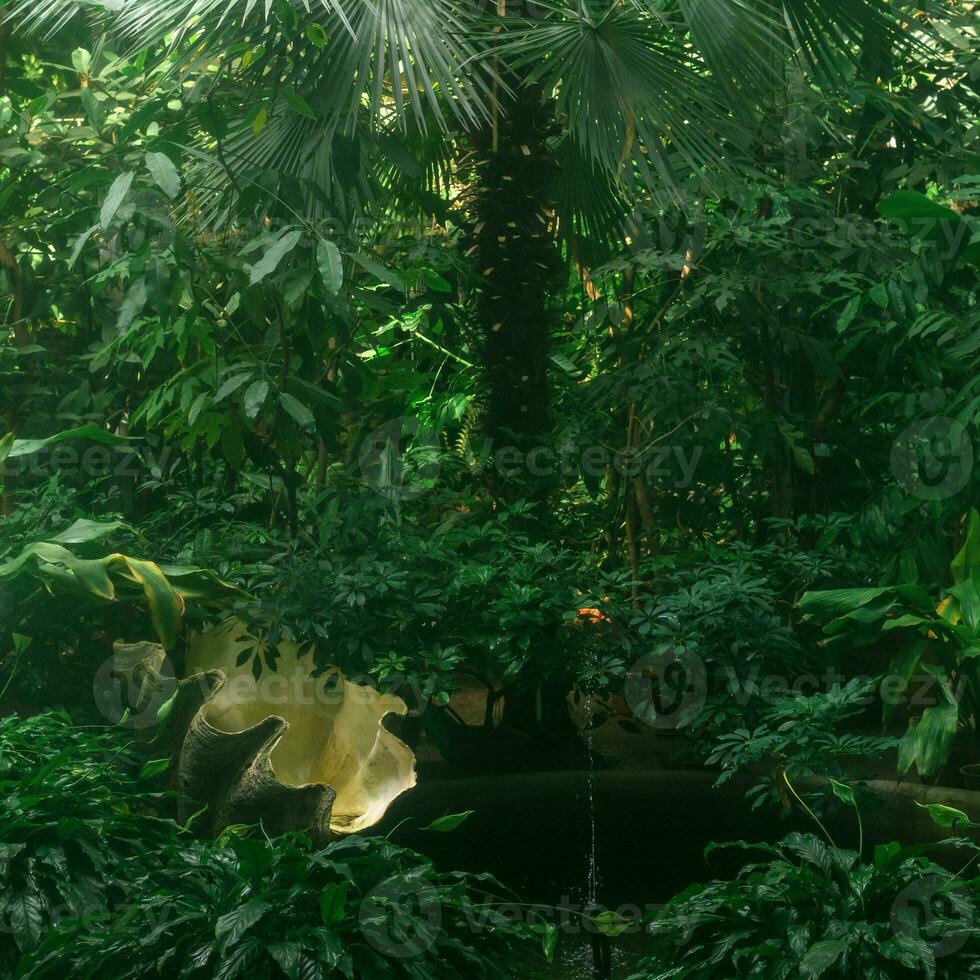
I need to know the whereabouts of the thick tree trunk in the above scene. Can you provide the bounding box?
[471,67,563,445]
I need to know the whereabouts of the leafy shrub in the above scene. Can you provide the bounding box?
[1,713,534,979]
[22,831,534,980]
[630,833,980,979]
[800,509,980,778]
[707,679,897,811]
[0,713,179,972]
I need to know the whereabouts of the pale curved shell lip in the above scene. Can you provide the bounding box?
[184,621,418,835]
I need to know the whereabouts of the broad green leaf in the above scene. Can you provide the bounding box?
[422,269,452,293]
[250,229,302,285]
[916,801,980,830]
[65,555,115,600]
[67,223,99,269]
[71,47,91,73]
[878,190,964,247]
[801,939,848,978]
[541,921,559,962]
[305,23,328,48]
[7,887,46,949]
[244,380,270,419]
[316,240,344,295]
[117,278,147,331]
[50,518,127,544]
[352,252,405,292]
[145,151,181,199]
[214,372,254,402]
[101,171,134,229]
[421,810,473,833]
[279,393,315,430]
[214,899,270,950]
[868,283,889,308]
[319,882,349,926]
[112,557,185,649]
[0,432,13,468]
[828,779,855,807]
[156,688,178,725]
[9,425,130,458]
[138,757,171,780]
[835,294,861,333]
[281,90,316,119]
[882,640,927,728]
[900,703,959,777]
[798,587,896,620]
[951,510,980,584]
[589,910,631,938]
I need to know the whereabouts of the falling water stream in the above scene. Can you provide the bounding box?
[583,696,612,980]
[584,696,598,907]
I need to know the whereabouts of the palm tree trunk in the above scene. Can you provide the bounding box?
[472,5,563,447]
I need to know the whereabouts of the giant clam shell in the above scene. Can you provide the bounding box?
[114,620,417,838]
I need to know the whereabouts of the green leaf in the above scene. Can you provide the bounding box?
[882,640,927,728]
[541,921,559,962]
[878,190,964,249]
[50,518,126,544]
[352,253,405,292]
[71,47,91,73]
[900,703,959,777]
[421,810,473,833]
[7,887,46,949]
[112,557,185,649]
[214,899,270,950]
[101,171,134,230]
[138,757,171,781]
[828,779,856,807]
[916,801,980,830]
[868,283,889,309]
[250,229,302,285]
[319,882,349,926]
[589,910,631,938]
[305,23,328,48]
[9,425,131,458]
[67,224,99,269]
[281,90,316,119]
[801,939,848,978]
[117,278,148,331]
[422,269,452,293]
[316,240,344,295]
[835,294,861,333]
[145,151,181,199]
[279,393,315,431]
[214,372,254,403]
[156,689,178,725]
[0,432,13,468]
[951,510,980,584]
[798,587,896,620]
[65,555,116,600]
[243,380,270,420]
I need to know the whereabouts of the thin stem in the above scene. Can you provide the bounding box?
[782,769,836,849]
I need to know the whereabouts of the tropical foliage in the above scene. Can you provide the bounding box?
[2,0,980,975]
